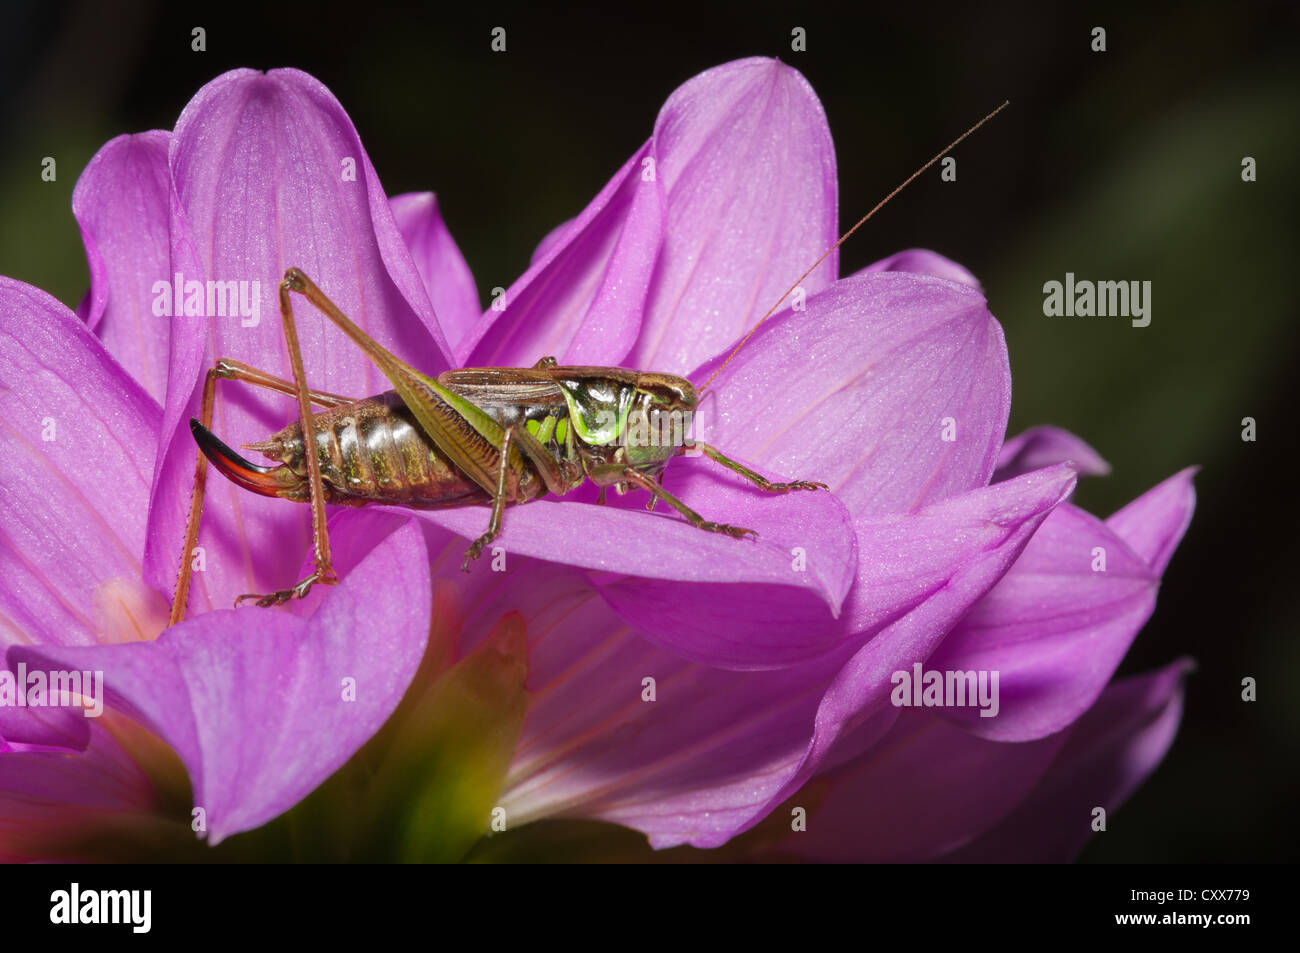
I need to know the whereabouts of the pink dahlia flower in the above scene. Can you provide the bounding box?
[0,58,1193,861]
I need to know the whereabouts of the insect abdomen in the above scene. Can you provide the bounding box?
[259,391,490,508]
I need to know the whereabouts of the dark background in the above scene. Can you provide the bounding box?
[1,0,1295,862]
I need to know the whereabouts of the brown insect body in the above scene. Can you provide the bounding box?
[229,370,578,509]
[193,363,677,531]
[250,391,498,509]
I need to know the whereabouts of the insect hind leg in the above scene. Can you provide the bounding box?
[230,278,352,609]
[168,358,358,626]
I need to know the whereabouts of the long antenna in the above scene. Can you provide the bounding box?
[699,99,1010,393]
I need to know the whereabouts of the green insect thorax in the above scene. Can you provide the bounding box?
[550,370,698,468]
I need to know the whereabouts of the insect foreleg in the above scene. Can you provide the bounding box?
[692,442,828,493]
[619,467,756,540]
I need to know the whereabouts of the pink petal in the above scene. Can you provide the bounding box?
[996,425,1111,481]
[1106,467,1197,575]
[771,710,1067,861]
[0,278,161,651]
[692,271,1011,518]
[390,192,482,355]
[0,721,159,861]
[841,463,1077,634]
[855,247,981,288]
[936,660,1192,862]
[143,68,452,614]
[0,704,91,752]
[493,466,1072,848]
[930,470,1194,741]
[460,140,663,367]
[531,216,578,266]
[630,58,838,374]
[72,131,173,402]
[404,524,847,843]
[15,520,431,844]
[412,454,857,669]
[737,467,1077,828]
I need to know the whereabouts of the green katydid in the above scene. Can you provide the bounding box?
[168,101,1008,625]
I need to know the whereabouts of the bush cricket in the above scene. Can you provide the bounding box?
[168,100,1008,625]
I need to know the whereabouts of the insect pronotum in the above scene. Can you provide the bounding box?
[168,100,1009,626]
